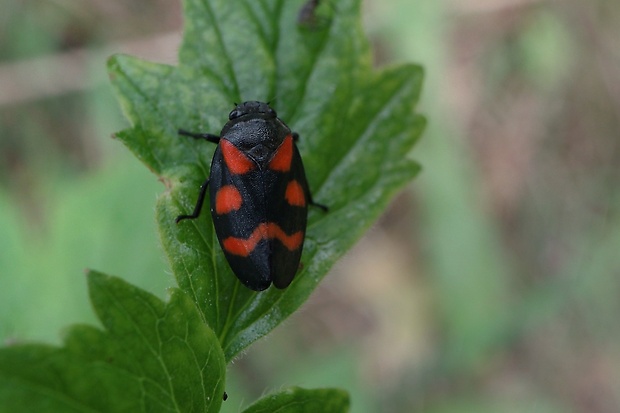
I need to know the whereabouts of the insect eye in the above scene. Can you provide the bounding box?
[229,109,242,120]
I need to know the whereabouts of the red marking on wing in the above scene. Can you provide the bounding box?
[267,223,304,251]
[222,223,304,257]
[222,225,265,257]
[285,180,306,207]
[221,140,255,174]
[215,185,243,214]
[268,135,294,172]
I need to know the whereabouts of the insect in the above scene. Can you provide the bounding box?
[176,101,327,291]
[297,0,332,29]
[297,0,321,27]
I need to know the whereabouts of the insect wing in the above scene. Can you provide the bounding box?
[209,144,272,291]
[266,142,310,288]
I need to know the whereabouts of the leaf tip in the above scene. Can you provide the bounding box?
[85,269,108,291]
[106,54,121,79]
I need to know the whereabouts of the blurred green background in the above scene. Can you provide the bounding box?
[2,0,619,412]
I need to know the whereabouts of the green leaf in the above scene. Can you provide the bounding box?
[0,271,226,412]
[108,0,424,361]
[241,387,350,413]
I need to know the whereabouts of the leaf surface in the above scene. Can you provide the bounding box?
[0,271,225,412]
[242,387,350,413]
[108,0,424,361]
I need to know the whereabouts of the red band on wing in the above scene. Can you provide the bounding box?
[268,135,294,172]
[215,185,243,214]
[222,225,264,257]
[221,140,255,174]
[222,222,304,257]
[267,223,304,251]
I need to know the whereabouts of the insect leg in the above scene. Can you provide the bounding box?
[307,189,328,212]
[178,129,220,144]
[176,177,210,223]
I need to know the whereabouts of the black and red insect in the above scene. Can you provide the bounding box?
[176,101,326,291]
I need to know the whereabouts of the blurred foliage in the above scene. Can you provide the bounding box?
[1,0,620,412]
[0,272,227,412]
